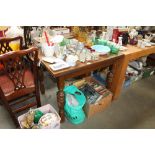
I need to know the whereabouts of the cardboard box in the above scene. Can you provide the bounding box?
[83,77,113,118]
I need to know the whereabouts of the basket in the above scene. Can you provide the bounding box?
[18,104,61,129]
[64,85,86,124]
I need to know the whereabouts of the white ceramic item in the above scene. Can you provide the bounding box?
[42,57,55,63]
[41,43,55,57]
[66,55,78,66]
[50,35,64,43]
[118,37,123,46]
[137,40,143,48]
[49,61,70,71]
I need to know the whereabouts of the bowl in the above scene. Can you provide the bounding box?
[91,45,111,55]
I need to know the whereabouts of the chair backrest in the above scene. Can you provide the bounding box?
[0,47,39,101]
[0,36,23,55]
[23,26,32,49]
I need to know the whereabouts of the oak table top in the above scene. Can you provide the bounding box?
[121,45,155,61]
[38,52,123,78]
[112,45,155,100]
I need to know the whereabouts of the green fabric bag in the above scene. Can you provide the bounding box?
[64,85,86,124]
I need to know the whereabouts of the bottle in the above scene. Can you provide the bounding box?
[118,36,123,46]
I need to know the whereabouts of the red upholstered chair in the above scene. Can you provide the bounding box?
[23,26,45,94]
[0,47,41,127]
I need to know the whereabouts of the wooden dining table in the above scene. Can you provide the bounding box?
[38,51,124,122]
[112,45,155,100]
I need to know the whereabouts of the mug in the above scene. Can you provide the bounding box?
[140,41,145,48]
[66,55,78,66]
[41,43,55,57]
[137,40,143,47]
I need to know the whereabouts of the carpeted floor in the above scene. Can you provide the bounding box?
[0,72,155,129]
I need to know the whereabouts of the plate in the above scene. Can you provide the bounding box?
[42,57,64,64]
[150,42,155,46]
[145,43,151,47]
[49,61,70,71]
[50,35,64,43]
[119,46,128,51]
[91,45,110,54]
[42,57,56,63]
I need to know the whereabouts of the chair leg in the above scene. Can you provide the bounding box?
[36,92,41,108]
[36,70,41,108]
[0,90,20,127]
[3,100,20,128]
[0,99,3,105]
[38,66,45,94]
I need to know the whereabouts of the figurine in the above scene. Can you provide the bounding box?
[79,51,86,62]
[85,50,92,61]
[20,109,35,129]
[66,55,78,66]
[129,29,138,45]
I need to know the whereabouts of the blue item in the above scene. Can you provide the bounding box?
[123,79,131,88]
[92,73,106,85]
[91,45,111,54]
[64,85,86,124]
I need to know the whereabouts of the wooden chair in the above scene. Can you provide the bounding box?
[0,47,41,127]
[0,36,23,105]
[0,36,23,54]
[23,26,45,94]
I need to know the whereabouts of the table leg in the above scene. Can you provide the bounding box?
[57,77,65,122]
[110,56,129,100]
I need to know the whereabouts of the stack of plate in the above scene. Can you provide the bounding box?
[91,45,111,55]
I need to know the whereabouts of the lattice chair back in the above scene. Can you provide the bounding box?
[0,47,39,100]
[0,36,23,55]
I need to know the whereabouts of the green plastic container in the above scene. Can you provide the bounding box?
[110,46,119,54]
[142,68,155,78]
[64,85,86,124]
[34,110,44,124]
[92,38,107,46]
[59,38,70,46]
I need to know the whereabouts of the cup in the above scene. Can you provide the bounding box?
[66,55,77,66]
[140,41,145,48]
[137,40,142,47]
[41,43,55,57]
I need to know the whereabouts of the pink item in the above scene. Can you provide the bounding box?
[44,31,50,46]
[112,29,120,43]
[0,69,34,96]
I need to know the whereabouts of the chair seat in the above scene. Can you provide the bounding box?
[0,70,35,96]
[0,63,4,70]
